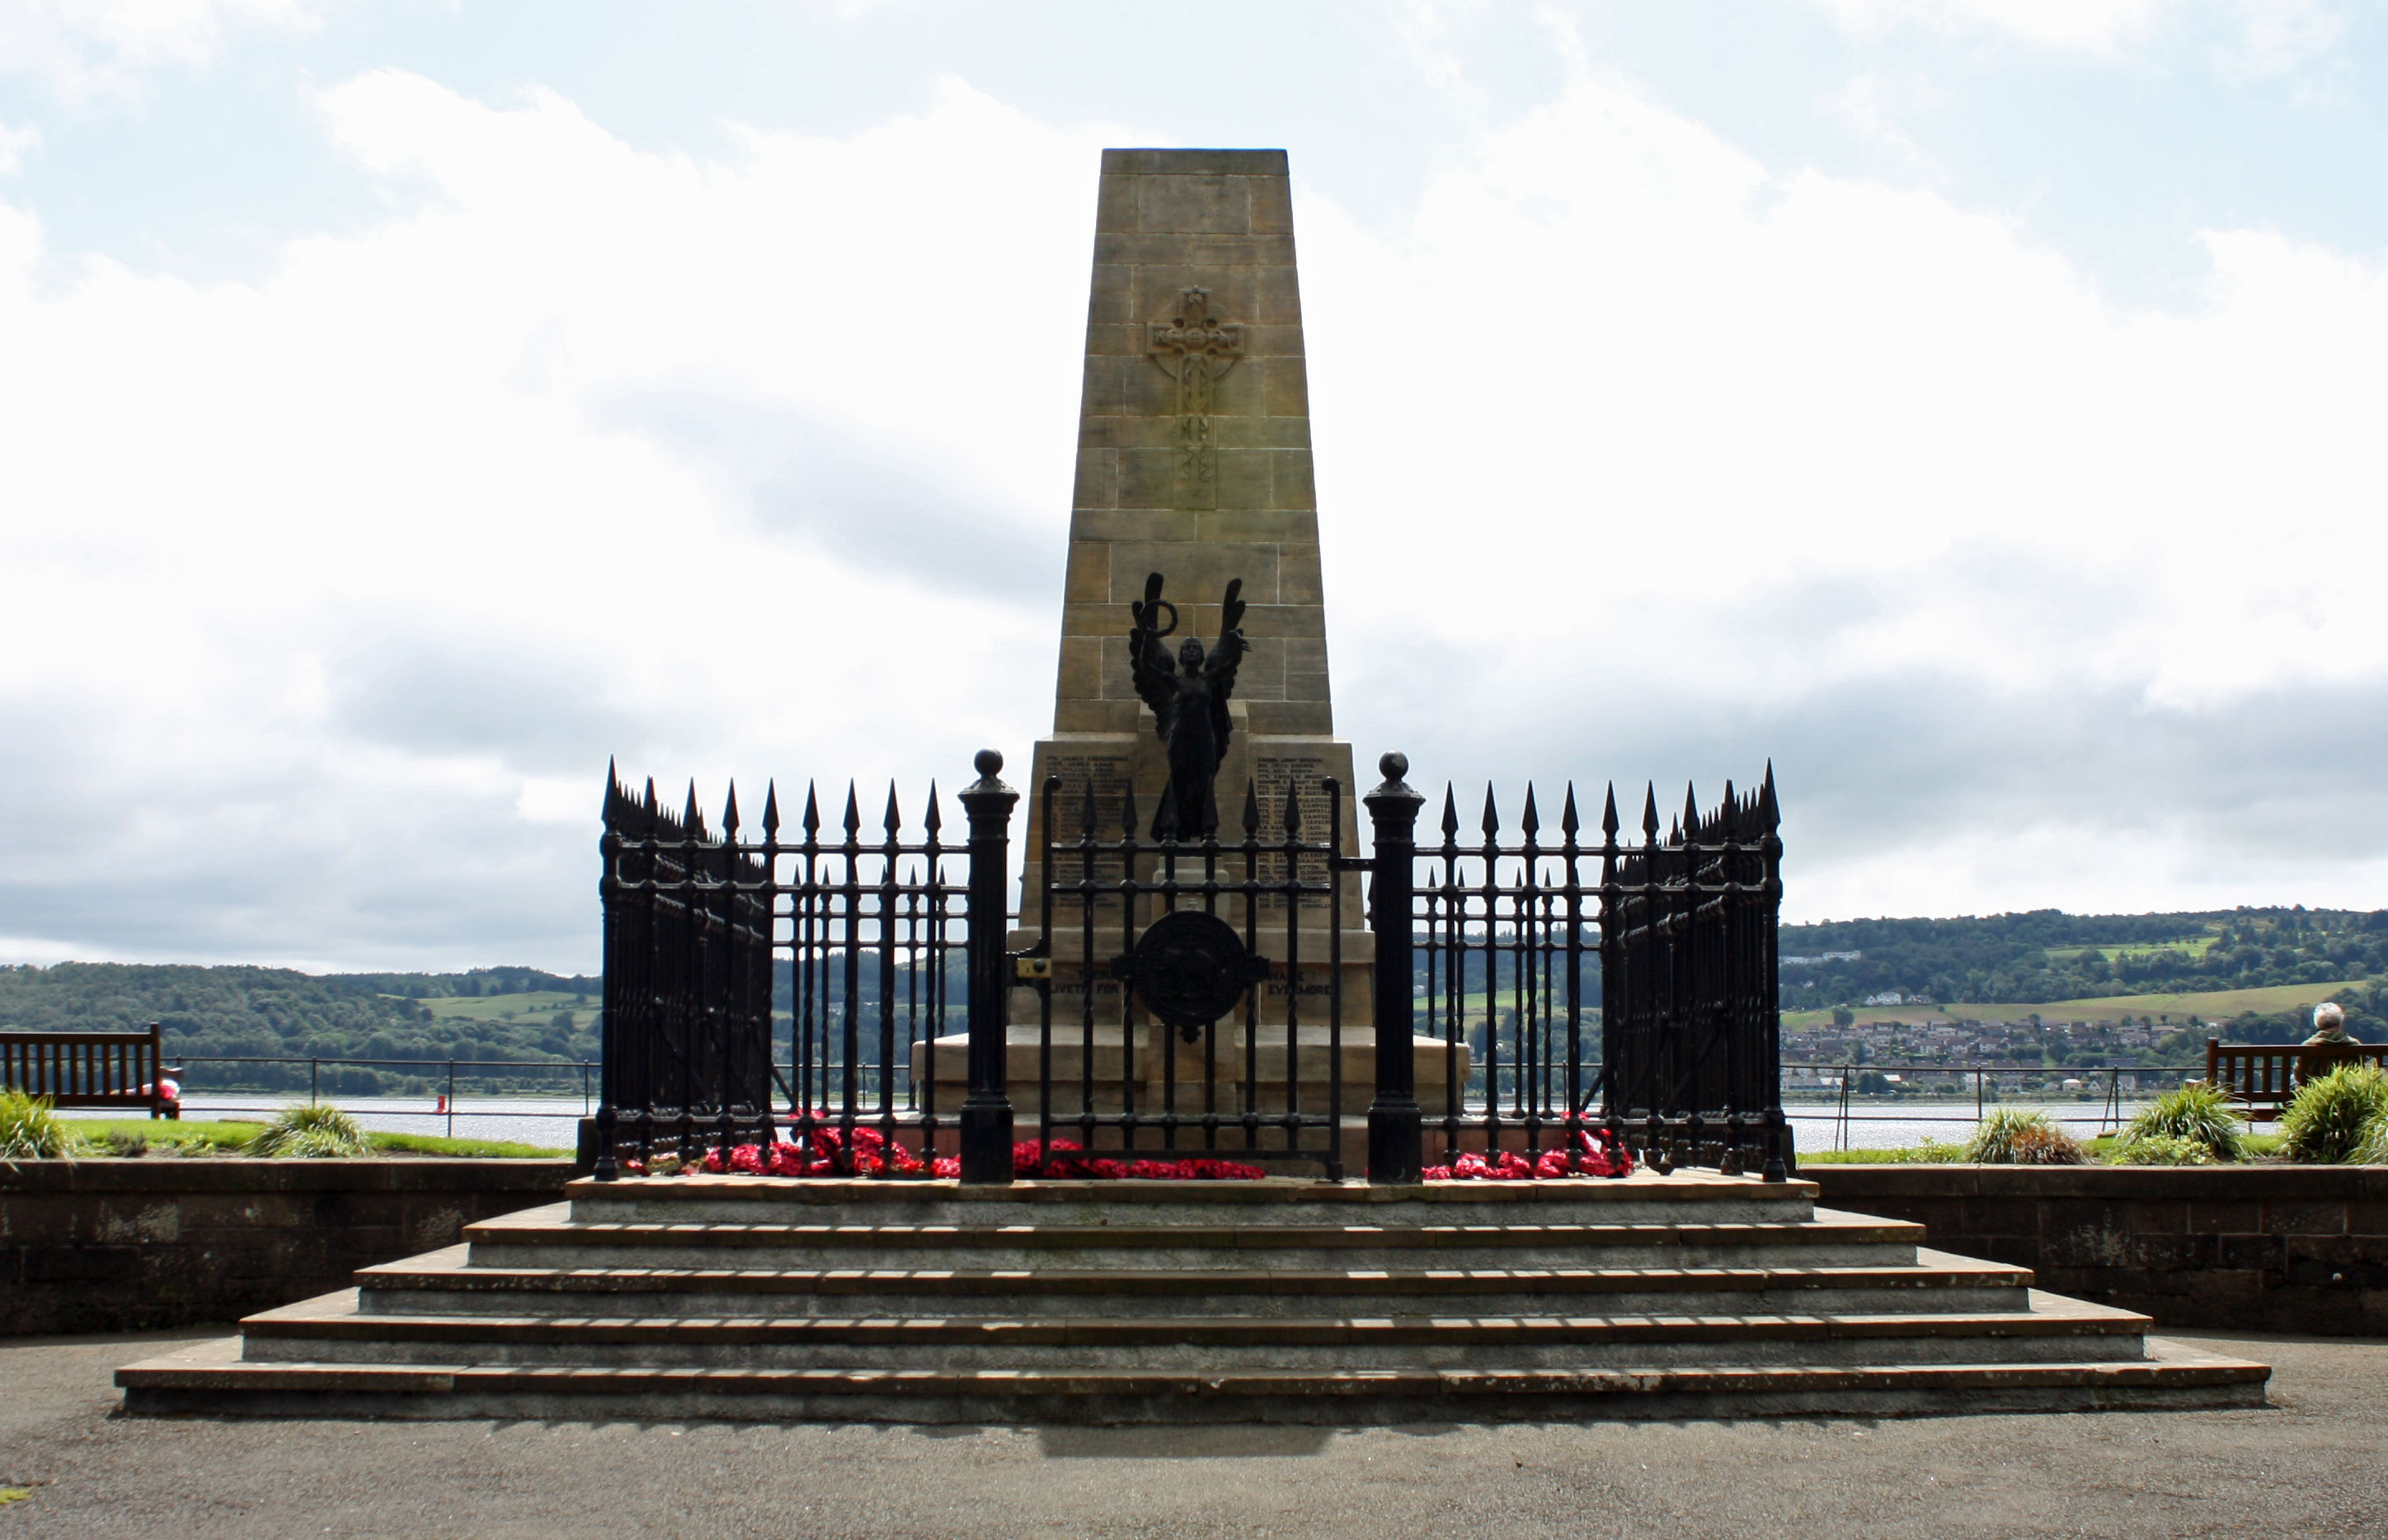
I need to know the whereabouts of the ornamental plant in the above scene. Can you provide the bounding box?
[2278,1063,2388,1164]
[2110,1132,2214,1167]
[2124,1082,2246,1162]
[2352,1111,2388,1167]
[0,1092,81,1158]
[1965,1108,2086,1166]
[243,1102,370,1158]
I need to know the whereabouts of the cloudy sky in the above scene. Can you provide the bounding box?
[2,0,2385,973]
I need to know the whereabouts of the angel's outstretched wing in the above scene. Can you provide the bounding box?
[1203,577,1248,751]
[1129,573,1182,742]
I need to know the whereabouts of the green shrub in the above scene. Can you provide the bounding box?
[0,1092,82,1158]
[243,1103,370,1159]
[2125,1082,2245,1162]
[2278,1063,2388,1164]
[2349,1115,2388,1167]
[1966,1108,2086,1166]
[2111,1132,2214,1167]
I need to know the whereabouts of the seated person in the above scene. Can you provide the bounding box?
[2304,1002,2355,1046]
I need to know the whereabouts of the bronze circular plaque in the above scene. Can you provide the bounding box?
[1127,911,1253,1034]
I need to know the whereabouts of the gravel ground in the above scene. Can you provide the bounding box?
[0,1330,2381,1538]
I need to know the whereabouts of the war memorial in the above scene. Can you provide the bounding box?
[115,150,2269,1421]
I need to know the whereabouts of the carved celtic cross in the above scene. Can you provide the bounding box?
[1147,287,1245,509]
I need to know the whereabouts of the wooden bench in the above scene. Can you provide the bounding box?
[2205,1036,2388,1122]
[0,1021,178,1117]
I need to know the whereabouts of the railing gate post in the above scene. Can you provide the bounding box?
[958,749,1018,1184]
[1365,752,1424,1184]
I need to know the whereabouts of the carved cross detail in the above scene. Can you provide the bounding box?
[1147,287,1245,509]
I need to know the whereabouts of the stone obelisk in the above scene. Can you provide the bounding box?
[1022,148,1358,913]
[924,149,1460,1150]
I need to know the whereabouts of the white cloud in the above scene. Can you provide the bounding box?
[2214,0,2345,80]
[1812,0,2170,55]
[1820,68,1947,176]
[6,58,2388,967]
[0,120,38,175]
[0,0,325,101]
[0,73,1103,968]
[1300,69,2388,918]
[1810,0,2346,68]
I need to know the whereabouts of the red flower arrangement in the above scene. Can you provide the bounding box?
[1420,1127,1635,1181]
[1007,1137,1266,1181]
[626,1121,1630,1182]
[634,1121,1271,1181]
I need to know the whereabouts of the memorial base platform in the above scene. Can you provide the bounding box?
[118,1172,2268,1422]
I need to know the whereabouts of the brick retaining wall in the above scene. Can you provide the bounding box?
[0,1159,574,1336]
[1809,1165,2388,1335]
[4,1161,2382,1336]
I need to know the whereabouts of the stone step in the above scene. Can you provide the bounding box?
[117,1334,2272,1422]
[563,1174,1821,1229]
[235,1289,2153,1371]
[464,1211,1922,1274]
[359,1245,2030,1320]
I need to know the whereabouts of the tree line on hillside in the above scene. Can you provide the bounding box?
[0,963,602,1095]
[1777,908,2388,1012]
[7,904,2381,1094]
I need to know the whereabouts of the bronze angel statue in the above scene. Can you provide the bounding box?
[1128,570,1248,839]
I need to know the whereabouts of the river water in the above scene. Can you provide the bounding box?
[67,1094,2145,1155]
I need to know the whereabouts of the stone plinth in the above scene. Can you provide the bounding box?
[1016,149,1381,1116]
[1023,148,1356,923]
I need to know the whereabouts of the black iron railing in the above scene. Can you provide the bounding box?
[1020,762,1351,1176]
[595,763,975,1179]
[1598,775,1787,1181]
[595,749,1785,1183]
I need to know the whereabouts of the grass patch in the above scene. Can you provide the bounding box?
[1782,979,2367,1031]
[66,1118,263,1151]
[1800,1147,1952,1164]
[415,990,592,1028]
[2039,937,2220,966]
[368,1131,570,1158]
[47,1118,562,1158]
[0,1486,31,1505]
[1804,1130,2289,1164]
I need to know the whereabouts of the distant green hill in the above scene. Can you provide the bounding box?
[7,902,2383,1093]
[0,962,600,1095]
[1779,906,2388,1043]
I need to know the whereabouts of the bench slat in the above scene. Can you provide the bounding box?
[2204,1038,2388,1122]
[0,1026,170,1115]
